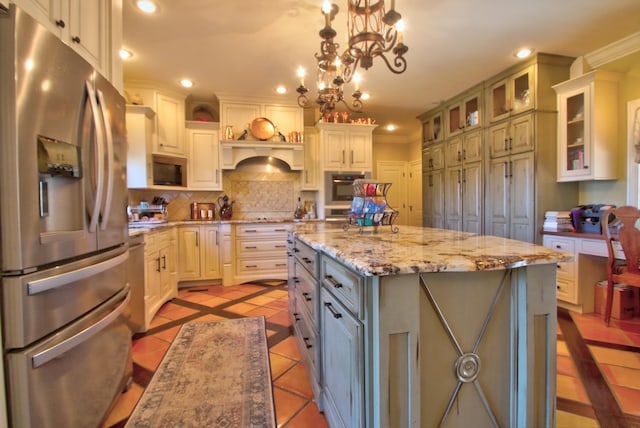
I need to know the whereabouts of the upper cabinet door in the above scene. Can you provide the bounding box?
[13,0,111,80]
[421,111,444,147]
[67,0,108,71]
[445,89,482,138]
[488,65,535,123]
[554,70,621,182]
[154,92,186,156]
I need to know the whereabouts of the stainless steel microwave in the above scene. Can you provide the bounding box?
[152,155,187,187]
[324,171,370,205]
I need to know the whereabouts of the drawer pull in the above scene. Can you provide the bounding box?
[324,301,343,319]
[325,275,343,288]
[293,312,300,321]
[276,263,287,267]
[275,245,287,248]
[246,264,257,268]
[555,245,561,249]
[303,337,313,349]
[245,246,257,249]
[275,228,287,232]
[302,292,312,301]
[245,229,257,233]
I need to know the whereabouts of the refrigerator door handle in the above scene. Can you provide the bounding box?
[85,80,105,233]
[27,251,128,295]
[95,88,114,231]
[31,286,130,368]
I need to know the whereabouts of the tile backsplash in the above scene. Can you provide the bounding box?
[129,169,316,221]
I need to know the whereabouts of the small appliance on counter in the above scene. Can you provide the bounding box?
[190,202,216,220]
[128,202,168,224]
[570,204,615,233]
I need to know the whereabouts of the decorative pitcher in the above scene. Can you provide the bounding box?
[218,194,234,220]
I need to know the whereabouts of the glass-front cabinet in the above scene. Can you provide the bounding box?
[553,70,621,182]
[446,88,482,137]
[488,65,535,122]
[421,111,444,147]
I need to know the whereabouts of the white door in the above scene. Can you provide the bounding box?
[376,161,407,225]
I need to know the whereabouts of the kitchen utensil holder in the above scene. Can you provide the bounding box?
[344,180,399,234]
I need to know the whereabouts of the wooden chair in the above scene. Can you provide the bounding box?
[602,206,640,325]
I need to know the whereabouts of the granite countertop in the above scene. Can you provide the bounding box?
[291,223,573,276]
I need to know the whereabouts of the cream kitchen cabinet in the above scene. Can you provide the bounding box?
[487,151,535,242]
[488,113,534,158]
[542,234,620,313]
[445,87,482,138]
[487,65,535,122]
[301,126,320,190]
[155,91,186,156]
[124,83,187,157]
[13,0,115,85]
[444,130,483,233]
[186,121,222,190]
[177,225,221,281]
[418,109,444,146]
[143,227,177,330]
[219,97,303,141]
[422,143,445,228]
[126,105,155,189]
[553,70,621,182]
[317,122,376,171]
[232,223,290,284]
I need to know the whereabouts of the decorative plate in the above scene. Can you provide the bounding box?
[249,117,275,140]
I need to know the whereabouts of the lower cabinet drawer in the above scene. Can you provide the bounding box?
[235,239,288,257]
[293,309,320,386]
[236,257,288,274]
[556,278,577,304]
[321,255,362,318]
[294,262,317,323]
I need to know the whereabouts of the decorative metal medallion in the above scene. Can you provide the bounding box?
[455,353,481,383]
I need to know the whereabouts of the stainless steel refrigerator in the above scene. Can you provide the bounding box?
[0,5,132,427]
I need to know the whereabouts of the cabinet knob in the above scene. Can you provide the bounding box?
[55,19,65,28]
[71,36,81,44]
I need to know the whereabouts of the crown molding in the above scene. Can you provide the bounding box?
[585,31,640,69]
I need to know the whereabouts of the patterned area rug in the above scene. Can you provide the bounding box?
[125,317,276,427]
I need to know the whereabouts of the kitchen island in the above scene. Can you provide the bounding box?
[288,223,571,428]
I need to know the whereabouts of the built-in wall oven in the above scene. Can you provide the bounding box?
[324,171,370,221]
[324,171,370,205]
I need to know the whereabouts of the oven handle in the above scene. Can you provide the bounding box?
[31,286,130,369]
[27,251,128,295]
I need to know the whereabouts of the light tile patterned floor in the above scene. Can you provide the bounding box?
[104,283,640,427]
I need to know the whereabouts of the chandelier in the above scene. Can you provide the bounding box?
[297,2,364,115]
[296,0,407,115]
[347,0,408,73]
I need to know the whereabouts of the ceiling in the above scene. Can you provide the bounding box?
[122,0,640,139]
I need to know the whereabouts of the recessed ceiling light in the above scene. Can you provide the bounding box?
[361,92,370,100]
[119,49,132,60]
[386,124,396,131]
[136,0,157,14]
[276,86,287,94]
[180,79,193,88]
[515,48,534,59]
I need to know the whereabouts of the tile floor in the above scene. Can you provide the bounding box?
[103,282,640,428]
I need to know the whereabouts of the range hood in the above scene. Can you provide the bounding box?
[220,140,304,170]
